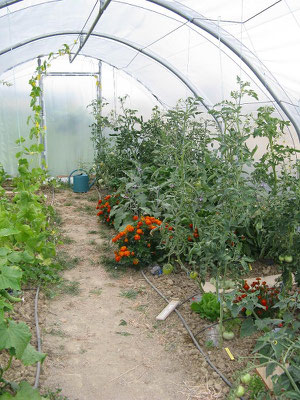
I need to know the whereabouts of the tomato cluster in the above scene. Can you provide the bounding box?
[235,277,280,318]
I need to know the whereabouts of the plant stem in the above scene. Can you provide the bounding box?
[3,355,13,373]
[218,261,228,348]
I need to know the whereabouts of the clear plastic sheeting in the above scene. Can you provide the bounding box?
[0,57,161,175]
[0,0,299,175]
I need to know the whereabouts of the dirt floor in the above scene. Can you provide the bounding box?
[40,187,227,400]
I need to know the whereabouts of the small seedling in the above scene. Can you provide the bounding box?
[115,331,132,336]
[55,251,80,270]
[205,339,215,349]
[120,289,140,299]
[88,239,97,245]
[89,287,102,295]
[62,236,74,244]
[136,304,148,313]
[42,388,69,400]
[46,327,66,338]
[88,195,98,202]
[119,319,127,326]
[46,279,80,298]
[88,230,98,234]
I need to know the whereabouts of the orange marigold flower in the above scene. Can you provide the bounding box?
[149,225,156,230]
[133,258,139,265]
[155,220,162,226]
[96,206,100,209]
[119,251,125,257]
[134,234,141,241]
[133,216,139,221]
[104,195,111,200]
[136,229,143,235]
[97,211,103,216]
[98,199,102,204]
[106,218,110,222]
[193,232,199,238]
[137,221,143,227]
[112,238,117,243]
[127,225,135,232]
[100,205,104,209]
[168,226,173,231]
[124,251,130,257]
[131,251,135,256]
[147,243,151,248]
[120,246,127,251]
[119,231,125,237]
[188,236,193,242]
[124,238,128,243]
[145,219,151,225]
[115,255,121,262]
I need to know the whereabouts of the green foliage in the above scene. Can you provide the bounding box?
[0,164,8,186]
[0,44,70,396]
[0,381,43,399]
[190,293,220,321]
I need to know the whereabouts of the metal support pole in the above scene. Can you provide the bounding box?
[69,0,112,63]
[97,60,102,103]
[37,57,47,168]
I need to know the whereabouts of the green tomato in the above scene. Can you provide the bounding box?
[278,255,285,262]
[222,331,235,340]
[235,385,245,397]
[284,255,293,263]
[241,373,251,384]
[190,271,198,280]
[163,263,174,275]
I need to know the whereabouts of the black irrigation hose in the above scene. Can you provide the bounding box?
[141,270,246,400]
[33,286,42,389]
[194,316,248,339]
[178,292,200,307]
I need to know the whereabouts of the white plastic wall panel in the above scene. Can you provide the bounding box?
[0,34,78,74]
[94,1,186,47]
[82,36,193,106]
[0,0,94,50]
[0,0,299,144]
[44,76,96,176]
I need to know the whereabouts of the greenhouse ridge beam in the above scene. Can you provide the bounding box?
[46,72,97,76]
[0,0,22,8]
[69,0,112,63]
[146,0,300,141]
[0,32,219,122]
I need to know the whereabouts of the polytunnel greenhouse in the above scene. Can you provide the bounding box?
[0,1,299,399]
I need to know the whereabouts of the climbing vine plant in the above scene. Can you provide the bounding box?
[0,44,70,398]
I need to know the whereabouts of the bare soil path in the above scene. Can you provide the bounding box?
[40,188,216,400]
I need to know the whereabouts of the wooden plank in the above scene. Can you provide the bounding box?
[256,365,285,391]
[156,300,180,321]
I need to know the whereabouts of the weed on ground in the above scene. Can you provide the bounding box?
[120,289,140,299]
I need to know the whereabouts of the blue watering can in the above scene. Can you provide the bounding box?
[68,169,96,193]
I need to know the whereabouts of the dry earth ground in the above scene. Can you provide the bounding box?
[40,188,225,400]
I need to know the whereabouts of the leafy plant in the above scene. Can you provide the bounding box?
[112,215,163,267]
[191,293,220,321]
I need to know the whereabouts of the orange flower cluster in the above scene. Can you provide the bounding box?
[96,194,119,225]
[112,215,162,266]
